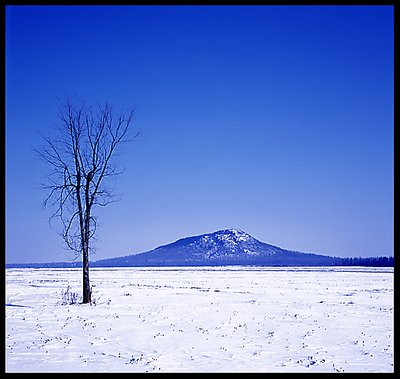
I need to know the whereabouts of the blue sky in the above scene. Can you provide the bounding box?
[6,5,394,263]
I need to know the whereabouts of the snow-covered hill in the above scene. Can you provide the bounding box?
[93,229,339,267]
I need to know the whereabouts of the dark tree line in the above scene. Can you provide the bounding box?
[339,256,394,267]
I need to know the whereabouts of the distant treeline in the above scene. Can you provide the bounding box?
[5,255,394,268]
[339,256,394,267]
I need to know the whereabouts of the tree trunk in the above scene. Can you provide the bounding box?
[82,207,91,304]
[82,244,91,304]
[82,173,92,304]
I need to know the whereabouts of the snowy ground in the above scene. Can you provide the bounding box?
[5,266,394,373]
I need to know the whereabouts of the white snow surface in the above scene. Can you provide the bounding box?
[220,229,253,242]
[6,266,394,373]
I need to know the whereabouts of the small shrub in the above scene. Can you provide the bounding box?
[61,285,81,305]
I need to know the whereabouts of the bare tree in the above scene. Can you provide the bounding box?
[36,99,138,303]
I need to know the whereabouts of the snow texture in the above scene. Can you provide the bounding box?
[6,266,393,373]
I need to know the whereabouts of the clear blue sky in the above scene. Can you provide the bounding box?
[6,5,394,263]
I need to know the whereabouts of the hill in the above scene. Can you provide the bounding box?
[7,229,393,268]
[92,229,340,267]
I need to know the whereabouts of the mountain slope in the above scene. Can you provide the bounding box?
[92,229,339,267]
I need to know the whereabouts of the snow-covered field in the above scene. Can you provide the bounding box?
[5,266,394,373]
